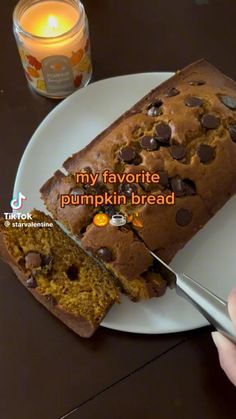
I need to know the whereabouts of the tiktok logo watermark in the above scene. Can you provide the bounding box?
[10,192,26,210]
[4,192,28,225]
[4,192,28,224]
[3,193,53,229]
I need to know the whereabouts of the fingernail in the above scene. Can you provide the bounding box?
[211,331,222,349]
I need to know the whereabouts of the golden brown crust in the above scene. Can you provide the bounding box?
[40,59,236,289]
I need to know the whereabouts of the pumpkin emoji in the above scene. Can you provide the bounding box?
[27,66,40,78]
[70,49,83,66]
[93,213,109,228]
[26,54,41,70]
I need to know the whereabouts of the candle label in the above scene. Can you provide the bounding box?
[42,56,74,95]
[15,27,92,98]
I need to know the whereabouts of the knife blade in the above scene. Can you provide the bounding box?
[150,251,236,344]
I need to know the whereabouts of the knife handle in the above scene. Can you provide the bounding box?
[176,274,236,344]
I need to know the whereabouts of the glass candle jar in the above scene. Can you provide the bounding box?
[13,0,92,98]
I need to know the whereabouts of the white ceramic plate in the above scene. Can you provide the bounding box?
[14,73,236,334]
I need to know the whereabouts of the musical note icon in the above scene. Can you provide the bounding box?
[10,193,27,210]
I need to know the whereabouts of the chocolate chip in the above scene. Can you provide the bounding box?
[97,247,113,263]
[147,107,162,116]
[201,114,220,129]
[67,265,79,280]
[183,179,196,195]
[155,122,172,145]
[26,276,37,289]
[132,154,143,166]
[42,255,53,266]
[185,97,203,107]
[158,171,169,187]
[98,183,109,193]
[85,182,107,195]
[83,166,92,173]
[147,100,163,117]
[220,95,236,110]
[197,144,215,163]
[153,99,163,107]
[119,183,138,197]
[119,147,137,163]
[176,208,192,226]
[164,87,179,97]
[170,145,186,160]
[140,136,159,151]
[70,188,84,195]
[170,177,196,196]
[25,252,42,270]
[46,295,57,306]
[229,124,236,142]
[41,255,53,267]
[148,100,162,109]
[144,272,167,297]
[189,80,206,86]
[170,178,186,197]
[101,205,117,217]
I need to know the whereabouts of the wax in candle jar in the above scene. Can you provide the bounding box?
[20,1,80,37]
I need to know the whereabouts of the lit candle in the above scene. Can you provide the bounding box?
[13,0,92,98]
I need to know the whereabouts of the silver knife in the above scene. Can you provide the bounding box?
[150,251,236,344]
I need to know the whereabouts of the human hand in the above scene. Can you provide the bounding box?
[212,288,236,386]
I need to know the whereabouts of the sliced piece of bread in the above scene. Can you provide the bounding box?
[0,210,119,337]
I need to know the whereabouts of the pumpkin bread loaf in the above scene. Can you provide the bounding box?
[0,210,119,337]
[41,59,236,296]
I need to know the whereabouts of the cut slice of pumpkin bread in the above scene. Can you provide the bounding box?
[0,210,119,337]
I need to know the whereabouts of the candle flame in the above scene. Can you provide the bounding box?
[48,15,58,30]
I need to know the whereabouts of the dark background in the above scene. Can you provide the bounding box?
[0,1,235,418]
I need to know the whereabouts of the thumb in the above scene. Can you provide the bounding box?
[211,288,236,386]
[212,332,236,385]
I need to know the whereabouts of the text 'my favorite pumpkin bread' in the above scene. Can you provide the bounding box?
[0,210,119,337]
[41,59,236,294]
[41,171,167,301]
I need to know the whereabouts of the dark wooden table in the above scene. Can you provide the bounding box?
[1,1,235,418]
